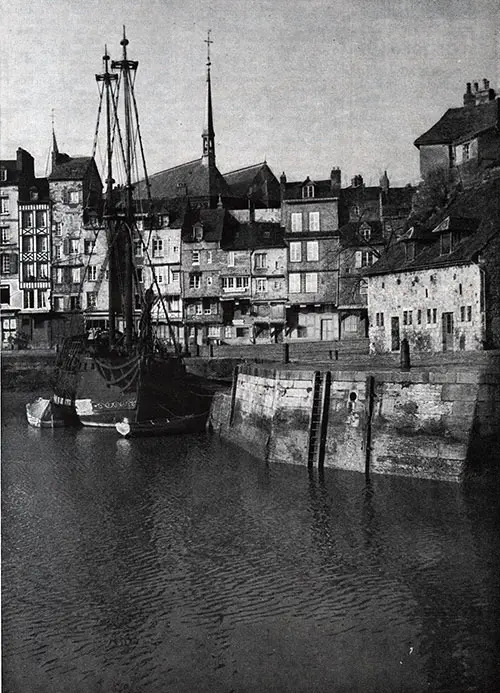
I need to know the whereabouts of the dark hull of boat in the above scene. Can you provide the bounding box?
[115,411,209,438]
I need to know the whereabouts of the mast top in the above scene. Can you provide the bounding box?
[121,25,129,47]
[204,29,213,68]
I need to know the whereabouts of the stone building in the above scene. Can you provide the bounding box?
[414,79,500,183]
[48,141,103,343]
[366,171,500,353]
[280,169,341,341]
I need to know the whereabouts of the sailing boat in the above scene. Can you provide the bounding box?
[26,31,212,437]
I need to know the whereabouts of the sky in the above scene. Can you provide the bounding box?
[1,0,499,187]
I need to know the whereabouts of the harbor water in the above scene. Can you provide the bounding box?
[2,392,499,692]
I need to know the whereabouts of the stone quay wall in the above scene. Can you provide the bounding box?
[209,364,500,482]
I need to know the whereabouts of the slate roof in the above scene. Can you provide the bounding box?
[366,173,500,275]
[223,162,269,198]
[338,220,384,249]
[223,222,285,251]
[181,207,232,244]
[0,160,20,185]
[135,158,230,201]
[49,155,94,181]
[283,178,338,200]
[414,99,499,147]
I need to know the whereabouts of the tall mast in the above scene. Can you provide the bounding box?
[96,47,118,347]
[112,27,138,352]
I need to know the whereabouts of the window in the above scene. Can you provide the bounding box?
[70,296,80,311]
[152,238,163,257]
[136,268,143,283]
[440,232,451,255]
[459,283,463,296]
[355,251,374,268]
[24,290,35,308]
[305,272,318,293]
[289,242,302,262]
[306,241,318,261]
[208,326,220,338]
[256,278,267,293]
[1,197,9,214]
[21,211,32,229]
[55,267,64,284]
[87,265,97,281]
[236,327,250,338]
[192,250,200,265]
[189,274,201,289]
[30,188,39,201]
[0,168,6,182]
[343,315,359,332]
[207,250,213,264]
[69,190,81,204]
[289,273,301,293]
[467,306,472,322]
[433,308,437,323]
[359,223,371,241]
[53,297,64,311]
[35,210,47,228]
[462,143,470,161]
[22,236,34,253]
[224,326,232,339]
[195,302,203,315]
[206,276,213,287]
[375,312,384,327]
[133,240,142,257]
[0,227,9,244]
[84,240,92,255]
[227,251,235,267]
[291,213,302,233]
[417,309,422,325]
[308,212,320,232]
[54,222,62,237]
[0,285,10,304]
[303,185,315,198]
[38,290,47,308]
[157,272,163,283]
[171,270,180,283]
[460,306,465,322]
[203,300,212,315]
[54,245,61,260]
[69,239,79,255]
[274,280,281,290]
[297,326,308,338]
[71,267,80,284]
[36,236,48,253]
[254,253,267,269]
[359,279,368,295]
[1,254,11,274]
[39,264,48,279]
[427,308,432,324]
[236,277,249,289]
[23,263,36,281]
[87,292,97,308]
[403,310,412,325]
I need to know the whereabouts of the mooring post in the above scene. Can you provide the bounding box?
[400,338,410,371]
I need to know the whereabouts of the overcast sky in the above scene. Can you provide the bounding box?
[1,0,498,186]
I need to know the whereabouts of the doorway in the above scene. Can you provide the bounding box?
[391,316,400,351]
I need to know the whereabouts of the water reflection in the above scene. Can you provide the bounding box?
[2,393,499,693]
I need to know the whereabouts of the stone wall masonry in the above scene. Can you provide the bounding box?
[210,363,500,481]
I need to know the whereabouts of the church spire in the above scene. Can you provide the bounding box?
[51,109,59,172]
[202,30,215,165]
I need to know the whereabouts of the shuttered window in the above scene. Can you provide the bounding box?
[289,242,301,262]
[308,212,320,232]
[291,213,302,232]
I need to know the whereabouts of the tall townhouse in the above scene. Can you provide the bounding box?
[135,202,184,347]
[18,177,52,347]
[280,168,341,341]
[48,146,103,343]
[221,209,286,343]
[0,149,33,346]
[181,207,229,347]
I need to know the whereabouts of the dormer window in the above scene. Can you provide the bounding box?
[462,143,470,161]
[0,168,7,182]
[303,184,315,199]
[440,231,452,255]
[29,187,38,201]
[359,222,371,241]
[192,223,203,242]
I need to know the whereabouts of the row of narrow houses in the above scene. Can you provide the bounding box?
[1,69,499,354]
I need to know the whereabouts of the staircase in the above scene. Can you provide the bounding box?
[307,371,331,469]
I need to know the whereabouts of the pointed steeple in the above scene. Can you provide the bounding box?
[51,109,59,172]
[202,30,215,166]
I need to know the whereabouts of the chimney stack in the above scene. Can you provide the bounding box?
[330,167,341,193]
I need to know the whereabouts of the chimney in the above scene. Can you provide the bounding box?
[474,77,496,105]
[483,78,490,90]
[380,170,390,194]
[351,174,363,188]
[330,167,341,193]
[16,148,35,179]
[463,82,475,107]
[280,171,287,203]
[473,81,479,92]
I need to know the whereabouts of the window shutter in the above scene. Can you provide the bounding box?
[63,238,69,255]
[354,251,362,268]
[10,253,18,274]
